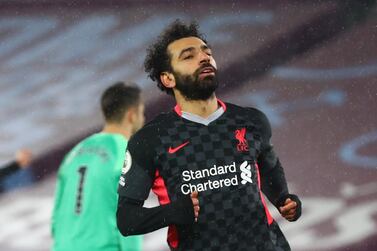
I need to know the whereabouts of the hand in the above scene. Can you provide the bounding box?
[15,149,33,168]
[279,198,298,222]
[191,191,200,222]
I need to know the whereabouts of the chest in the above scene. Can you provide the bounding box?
[155,120,262,197]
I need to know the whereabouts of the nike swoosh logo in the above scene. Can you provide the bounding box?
[168,141,190,154]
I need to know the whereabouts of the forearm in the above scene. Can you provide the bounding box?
[252,107,301,219]
[117,195,194,236]
[260,158,289,207]
[259,156,302,221]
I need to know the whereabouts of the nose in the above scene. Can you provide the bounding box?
[199,50,210,64]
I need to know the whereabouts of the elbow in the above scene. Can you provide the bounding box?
[116,208,136,236]
[117,224,133,237]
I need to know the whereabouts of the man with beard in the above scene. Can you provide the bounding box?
[117,20,301,251]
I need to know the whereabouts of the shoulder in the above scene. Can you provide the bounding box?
[83,133,126,151]
[225,102,271,139]
[129,111,175,146]
[225,102,269,123]
[63,134,123,165]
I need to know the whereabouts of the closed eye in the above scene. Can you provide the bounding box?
[202,45,212,57]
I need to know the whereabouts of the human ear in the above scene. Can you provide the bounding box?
[160,72,176,89]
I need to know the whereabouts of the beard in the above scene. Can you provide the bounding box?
[173,64,219,101]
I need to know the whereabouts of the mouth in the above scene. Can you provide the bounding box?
[198,66,216,78]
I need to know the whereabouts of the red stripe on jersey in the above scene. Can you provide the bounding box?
[255,163,274,225]
[217,99,227,112]
[152,170,179,248]
[152,170,170,205]
[174,105,183,117]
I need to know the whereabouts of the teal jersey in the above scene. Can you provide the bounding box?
[52,133,142,251]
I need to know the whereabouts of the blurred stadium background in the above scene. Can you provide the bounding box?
[0,0,376,250]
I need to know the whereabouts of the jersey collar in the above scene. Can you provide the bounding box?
[174,99,227,126]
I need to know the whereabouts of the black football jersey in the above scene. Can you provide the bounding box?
[118,100,290,251]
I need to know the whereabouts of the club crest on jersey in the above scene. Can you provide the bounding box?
[235,128,249,152]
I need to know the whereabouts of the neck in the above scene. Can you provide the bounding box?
[175,92,218,118]
[101,123,132,140]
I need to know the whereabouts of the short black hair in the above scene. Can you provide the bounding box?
[144,19,206,95]
[101,82,141,123]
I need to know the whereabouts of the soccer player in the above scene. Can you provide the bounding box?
[117,20,302,251]
[52,82,144,251]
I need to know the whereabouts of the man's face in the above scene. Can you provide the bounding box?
[167,37,218,100]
